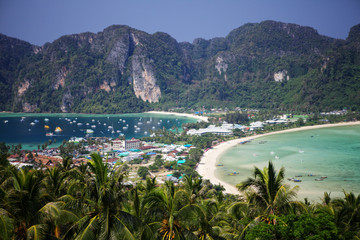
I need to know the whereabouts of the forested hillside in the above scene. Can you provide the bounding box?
[0,21,359,113]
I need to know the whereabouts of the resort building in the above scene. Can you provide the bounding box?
[111,138,124,151]
[124,138,142,150]
[187,125,233,136]
[249,121,264,131]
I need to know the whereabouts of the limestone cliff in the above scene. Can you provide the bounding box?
[131,55,161,103]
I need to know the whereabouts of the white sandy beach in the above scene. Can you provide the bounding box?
[197,121,360,195]
[145,111,209,122]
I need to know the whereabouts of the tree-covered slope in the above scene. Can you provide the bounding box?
[0,21,359,113]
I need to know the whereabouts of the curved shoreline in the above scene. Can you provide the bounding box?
[145,111,209,122]
[196,121,360,195]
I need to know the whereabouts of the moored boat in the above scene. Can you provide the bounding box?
[86,129,94,134]
[55,127,62,133]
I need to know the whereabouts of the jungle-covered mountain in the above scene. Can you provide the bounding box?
[0,20,359,113]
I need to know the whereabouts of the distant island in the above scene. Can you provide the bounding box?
[1,20,360,113]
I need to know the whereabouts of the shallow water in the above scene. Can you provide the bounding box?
[0,113,196,150]
[216,125,360,201]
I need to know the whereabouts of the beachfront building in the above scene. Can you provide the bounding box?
[187,125,233,136]
[265,119,288,124]
[249,121,264,131]
[124,138,142,150]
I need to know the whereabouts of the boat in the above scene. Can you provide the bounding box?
[293,179,302,182]
[44,125,50,129]
[46,132,54,136]
[44,118,49,122]
[34,119,39,123]
[77,123,82,126]
[86,129,94,134]
[315,178,323,181]
[295,175,303,177]
[91,125,96,128]
[4,120,8,123]
[216,164,224,166]
[30,122,35,126]
[54,127,62,133]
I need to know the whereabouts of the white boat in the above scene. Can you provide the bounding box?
[91,125,96,128]
[4,120,8,123]
[86,129,94,134]
[44,118,49,122]
[30,122,35,126]
[77,123,83,126]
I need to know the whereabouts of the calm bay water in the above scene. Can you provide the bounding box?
[0,113,196,150]
[216,125,360,201]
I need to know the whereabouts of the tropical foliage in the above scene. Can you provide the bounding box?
[1,21,360,113]
[1,153,360,239]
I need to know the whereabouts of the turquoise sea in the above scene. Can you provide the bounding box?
[216,125,360,201]
[0,113,196,150]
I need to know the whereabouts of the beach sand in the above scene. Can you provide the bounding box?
[196,121,360,195]
[145,111,209,122]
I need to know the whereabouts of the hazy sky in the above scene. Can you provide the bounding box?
[0,0,359,46]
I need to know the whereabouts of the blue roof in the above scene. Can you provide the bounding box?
[129,149,140,152]
[146,152,156,155]
[184,144,192,147]
[177,160,186,164]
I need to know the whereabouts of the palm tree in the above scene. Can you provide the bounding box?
[331,191,360,238]
[237,161,300,218]
[218,201,254,240]
[144,181,196,239]
[63,153,139,239]
[1,166,50,239]
[45,166,68,200]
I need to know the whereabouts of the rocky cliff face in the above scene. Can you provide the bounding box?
[131,55,161,103]
[0,21,359,113]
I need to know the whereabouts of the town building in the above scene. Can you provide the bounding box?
[124,138,142,150]
[111,138,124,151]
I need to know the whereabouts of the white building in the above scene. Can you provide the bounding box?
[111,139,124,151]
[187,125,232,136]
[124,138,142,150]
[249,121,264,131]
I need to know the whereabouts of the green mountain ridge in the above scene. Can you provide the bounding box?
[0,20,359,113]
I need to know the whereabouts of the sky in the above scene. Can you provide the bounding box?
[0,0,359,46]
